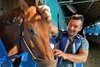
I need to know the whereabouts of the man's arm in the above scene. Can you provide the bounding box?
[54,48,88,63]
[51,26,58,36]
[65,48,88,63]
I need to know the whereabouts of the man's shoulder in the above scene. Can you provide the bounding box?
[55,30,68,42]
[76,34,89,51]
[77,34,88,41]
[76,34,89,46]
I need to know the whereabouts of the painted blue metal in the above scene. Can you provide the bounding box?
[84,22,100,36]
[0,38,37,67]
[19,52,37,67]
[0,38,13,67]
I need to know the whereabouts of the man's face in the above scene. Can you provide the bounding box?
[67,19,82,37]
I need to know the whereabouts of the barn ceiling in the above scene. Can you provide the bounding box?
[58,0,100,27]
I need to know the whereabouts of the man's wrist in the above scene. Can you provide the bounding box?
[65,53,68,60]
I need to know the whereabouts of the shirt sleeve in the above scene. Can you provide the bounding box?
[81,38,89,51]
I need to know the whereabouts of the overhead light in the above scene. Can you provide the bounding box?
[66,4,77,13]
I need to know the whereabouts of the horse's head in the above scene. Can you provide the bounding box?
[19,0,54,61]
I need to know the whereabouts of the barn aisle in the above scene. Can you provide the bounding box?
[84,42,100,67]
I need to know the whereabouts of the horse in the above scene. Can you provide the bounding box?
[0,0,57,67]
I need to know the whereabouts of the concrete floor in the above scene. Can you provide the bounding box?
[84,42,100,67]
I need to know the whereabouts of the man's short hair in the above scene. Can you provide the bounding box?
[71,14,84,25]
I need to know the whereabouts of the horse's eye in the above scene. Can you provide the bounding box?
[28,29,34,34]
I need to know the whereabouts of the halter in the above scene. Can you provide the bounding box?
[19,20,37,60]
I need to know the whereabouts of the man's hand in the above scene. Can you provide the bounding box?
[38,5,53,30]
[37,5,51,18]
[53,49,68,60]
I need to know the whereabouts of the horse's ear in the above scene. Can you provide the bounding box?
[19,0,29,10]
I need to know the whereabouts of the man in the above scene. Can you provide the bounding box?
[53,14,89,67]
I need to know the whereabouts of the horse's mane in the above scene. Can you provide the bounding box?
[0,7,24,29]
[0,7,25,51]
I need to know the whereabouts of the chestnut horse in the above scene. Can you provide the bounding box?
[0,0,57,67]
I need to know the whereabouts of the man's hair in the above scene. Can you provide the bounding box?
[71,14,84,25]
